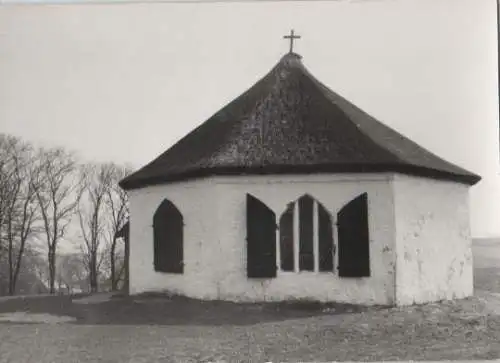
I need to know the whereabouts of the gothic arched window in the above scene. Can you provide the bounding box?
[153,199,184,274]
[278,194,334,273]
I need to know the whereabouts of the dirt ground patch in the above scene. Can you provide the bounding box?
[0,296,498,362]
[0,267,499,362]
[0,291,386,326]
[0,312,76,324]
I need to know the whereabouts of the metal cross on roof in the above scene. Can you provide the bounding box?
[283,29,301,53]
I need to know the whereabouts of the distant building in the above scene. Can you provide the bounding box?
[120,50,480,306]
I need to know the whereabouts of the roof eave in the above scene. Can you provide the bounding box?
[118,164,481,191]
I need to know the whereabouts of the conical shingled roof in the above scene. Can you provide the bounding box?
[119,52,481,190]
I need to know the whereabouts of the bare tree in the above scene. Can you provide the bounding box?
[77,163,114,293]
[35,147,78,294]
[0,135,44,295]
[99,236,126,291]
[104,164,131,291]
[3,138,42,295]
[0,134,19,261]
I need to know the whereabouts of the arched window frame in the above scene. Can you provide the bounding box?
[277,194,335,273]
[152,198,184,274]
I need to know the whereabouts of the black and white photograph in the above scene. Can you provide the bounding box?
[0,0,499,361]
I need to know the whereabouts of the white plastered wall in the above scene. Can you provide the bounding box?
[129,173,397,305]
[212,173,396,305]
[393,174,473,306]
[128,178,220,299]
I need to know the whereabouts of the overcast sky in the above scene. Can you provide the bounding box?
[0,0,498,238]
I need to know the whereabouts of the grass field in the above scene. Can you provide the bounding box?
[473,237,500,268]
[0,238,498,362]
[473,237,500,295]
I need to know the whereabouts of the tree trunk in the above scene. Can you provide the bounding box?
[7,217,14,296]
[90,275,98,293]
[8,277,15,296]
[48,248,56,294]
[11,237,27,297]
[89,254,98,293]
[110,237,117,291]
[8,244,14,296]
[8,263,17,296]
[124,232,129,295]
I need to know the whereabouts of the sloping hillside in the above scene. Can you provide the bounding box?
[473,238,500,293]
[473,238,500,269]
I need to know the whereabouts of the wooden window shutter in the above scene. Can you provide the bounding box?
[298,195,314,271]
[279,202,294,271]
[153,199,184,274]
[337,193,370,278]
[318,204,334,272]
[246,194,277,278]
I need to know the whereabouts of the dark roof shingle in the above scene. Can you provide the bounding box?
[119,53,481,190]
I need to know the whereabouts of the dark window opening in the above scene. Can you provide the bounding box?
[246,194,277,278]
[298,195,314,271]
[279,202,295,271]
[153,198,184,274]
[337,193,370,278]
[278,194,335,273]
[318,204,334,272]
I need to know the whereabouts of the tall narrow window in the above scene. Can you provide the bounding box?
[299,195,314,271]
[153,199,184,274]
[318,205,334,272]
[278,194,334,273]
[337,193,370,278]
[279,202,295,271]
